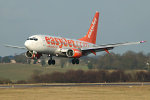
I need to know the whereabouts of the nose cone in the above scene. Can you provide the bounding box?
[24,41,32,50]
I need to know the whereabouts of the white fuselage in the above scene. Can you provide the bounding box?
[24,35,94,56]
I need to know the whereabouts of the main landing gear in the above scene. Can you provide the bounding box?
[72,58,79,64]
[48,56,55,65]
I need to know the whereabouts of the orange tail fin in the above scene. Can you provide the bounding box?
[78,11,99,44]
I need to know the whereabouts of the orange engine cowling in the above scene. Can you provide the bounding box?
[66,48,82,58]
[25,51,42,59]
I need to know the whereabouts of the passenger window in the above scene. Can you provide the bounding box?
[27,37,38,41]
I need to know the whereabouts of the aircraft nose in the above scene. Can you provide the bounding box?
[24,41,32,50]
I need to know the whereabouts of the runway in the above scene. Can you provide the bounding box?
[0,83,150,88]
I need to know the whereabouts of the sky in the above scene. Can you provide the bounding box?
[0,0,150,57]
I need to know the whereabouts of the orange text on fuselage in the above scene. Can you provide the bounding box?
[45,36,89,48]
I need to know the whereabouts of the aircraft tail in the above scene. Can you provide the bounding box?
[78,11,99,44]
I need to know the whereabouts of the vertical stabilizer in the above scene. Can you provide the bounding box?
[78,11,99,44]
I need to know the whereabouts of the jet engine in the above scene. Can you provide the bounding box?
[25,51,42,59]
[66,48,82,58]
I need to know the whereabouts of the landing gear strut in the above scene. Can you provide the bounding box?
[48,56,55,65]
[72,58,79,64]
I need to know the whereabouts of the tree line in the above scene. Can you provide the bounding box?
[1,51,150,70]
[83,51,150,70]
[30,70,150,83]
[1,69,150,84]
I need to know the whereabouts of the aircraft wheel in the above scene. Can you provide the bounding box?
[48,60,51,65]
[52,60,55,65]
[72,59,75,64]
[76,59,79,64]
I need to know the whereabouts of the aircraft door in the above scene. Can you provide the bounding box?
[43,37,46,46]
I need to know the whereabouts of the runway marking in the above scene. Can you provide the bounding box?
[0,83,150,88]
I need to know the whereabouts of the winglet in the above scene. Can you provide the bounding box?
[140,41,147,43]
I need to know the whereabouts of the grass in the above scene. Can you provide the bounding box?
[0,63,148,82]
[0,85,150,100]
[0,63,88,81]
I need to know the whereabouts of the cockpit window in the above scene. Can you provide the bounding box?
[27,37,38,41]
[30,38,34,40]
[34,38,38,41]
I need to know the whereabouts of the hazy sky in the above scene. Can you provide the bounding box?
[0,0,150,57]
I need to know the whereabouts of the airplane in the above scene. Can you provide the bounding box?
[5,11,146,65]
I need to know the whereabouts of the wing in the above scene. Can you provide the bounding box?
[4,44,27,49]
[81,41,147,55]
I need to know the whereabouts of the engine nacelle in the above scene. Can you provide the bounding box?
[66,48,82,58]
[25,51,42,59]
